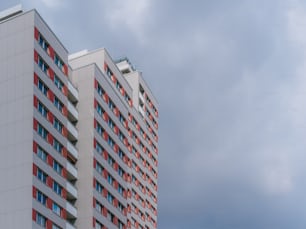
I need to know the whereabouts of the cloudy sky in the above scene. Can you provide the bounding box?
[2,0,306,228]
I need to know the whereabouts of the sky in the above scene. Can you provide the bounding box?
[2,0,306,228]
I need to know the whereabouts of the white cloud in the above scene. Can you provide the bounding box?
[103,0,152,44]
[41,0,65,8]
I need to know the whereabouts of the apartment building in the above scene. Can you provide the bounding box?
[0,5,158,229]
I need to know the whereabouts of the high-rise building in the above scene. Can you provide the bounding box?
[0,5,158,229]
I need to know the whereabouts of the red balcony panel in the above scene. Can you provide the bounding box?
[47,134,54,145]
[33,164,38,176]
[102,93,109,103]
[49,46,55,60]
[32,186,37,199]
[47,155,53,166]
[104,62,107,71]
[62,106,68,117]
[61,209,67,220]
[102,206,107,217]
[46,197,52,209]
[63,64,68,76]
[93,218,96,228]
[62,147,68,159]
[34,50,38,63]
[103,188,107,198]
[103,151,108,160]
[62,189,67,199]
[47,111,54,123]
[103,132,108,141]
[120,88,125,96]
[62,168,67,179]
[94,79,98,89]
[93,178,96,188]
[34,27,39,40]
[33,96,38,108]
[103,169,108,179]
[46,219,52,229]
[32,209,36,221]
[34,73,39,85]
[62,85,68,96]
[111,75,116,83]
[33,141,38,153]
[47,68,54,80]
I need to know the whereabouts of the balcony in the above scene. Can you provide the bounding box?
[66,222,76,229]
[66,181,77,199]
[67,101,78,122]
[66,201,77,219]
[138,105,145,117]
[66,161,78,180]
[68,80,78,103]
[139,91,145,102]
[67,141,78,160]
[67,120,78,142]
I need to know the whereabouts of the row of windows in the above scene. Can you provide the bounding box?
[94,120,131,169]
[141,84,158,118]
[94,179,125,214]
[94,139,127,181]
[33,164,65,198]
[34,119,65,155]
[33,210,62,229]
[34,50,67,98]
[95,99,129,147]
[96,82,128,130]
[35,27,68,76]
[34,142,65,178]
[35,96,66,137]
[103,63,132,107]
[94,158,126,198]
[35,74,67,117]
[33,187,64,218]
[94,199,125,229]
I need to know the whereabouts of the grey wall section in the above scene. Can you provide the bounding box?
[0,10,35,229]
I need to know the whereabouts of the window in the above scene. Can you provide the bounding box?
[118,149,124,160]
[95,200,102,213]
[38,79,48,95]
[96,181,103,193]
[107,174,113,185]
[97,84,105,96]
[54,97,63,112]
[95,141,103,154]
[36,212,47,227]
[38,56,49,73]
[118,131,124,142]
[54,74,64,91]
[37,146,47,162]
[96,104,103,116]
[53,181,62,195]
[107,192,113,204]
[36,189,47,206]
[108,137,114,148]
[96,123,103,135]
[38,101,48,118]
[119,113,125,125]
[52,202,61,215]
[54,118,63,133]
[108,119,114,129]
[95,220,103,229]
[55,54,64,70]
[96,162,103,174]
[118,167,124,178]
[53,160,62,174]
[38,34,49,51]
[37,123,48,140]
[108,100,114,110]
[37,168,47,184]
[118,184,123,196]
[53,139,63,153]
